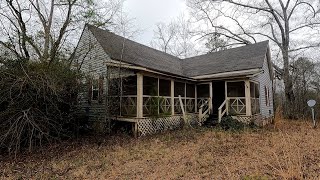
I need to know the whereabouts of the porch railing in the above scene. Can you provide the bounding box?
[218,100,227,123]
[227,97,246,115]
[143,95,171,116]
[107,95,137,117]
[198,97,210,125]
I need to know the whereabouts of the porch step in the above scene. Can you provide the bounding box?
[203,114,219,127]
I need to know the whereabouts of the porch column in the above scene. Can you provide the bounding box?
[137,73,143,118]
[195,85,198,113]
[209,82,213,113]
[225,81,229,115]
[171,80,175,115]
[245,80,252,116]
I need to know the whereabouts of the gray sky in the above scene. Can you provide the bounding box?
[123,0,187,46]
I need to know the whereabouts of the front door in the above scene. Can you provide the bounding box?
[212,81,225,115]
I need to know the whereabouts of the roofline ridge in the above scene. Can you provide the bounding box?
[86,24,182,61]
[182,40,269,61]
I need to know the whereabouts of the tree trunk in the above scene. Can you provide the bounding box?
[282,48,296,119]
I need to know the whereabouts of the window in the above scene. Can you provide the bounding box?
[265,85,271,107]
[88,76,104,104]
[265,86,268,106]
[250,82,260,114]
[268,87,270,106]
[92,79,99,101]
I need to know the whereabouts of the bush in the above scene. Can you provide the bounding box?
[0,60,81,155]
[219,116,257,131]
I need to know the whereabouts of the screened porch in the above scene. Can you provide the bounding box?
[107,72,212,119]
[106,71,260,121]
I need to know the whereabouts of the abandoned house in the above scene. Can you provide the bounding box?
[74,24,274,136]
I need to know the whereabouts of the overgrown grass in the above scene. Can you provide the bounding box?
[1,114,320,179]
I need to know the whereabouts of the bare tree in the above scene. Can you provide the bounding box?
[188,0,320,118]
[150,15,198,58]
[0,0,123,64]
[151,22,178,54]
[291,57,318,116]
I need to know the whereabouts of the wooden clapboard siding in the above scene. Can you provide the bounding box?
[251,55,274,118]
[74,26,110,122]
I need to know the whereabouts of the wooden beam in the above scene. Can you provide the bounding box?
[171,80,174,115]
[137,73,143,118]
[245,80,252,116]
[209,82,213,113]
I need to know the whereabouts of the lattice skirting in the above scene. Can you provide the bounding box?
[232,114,273,126]
[137,114,197,136]
[232,116,253,124]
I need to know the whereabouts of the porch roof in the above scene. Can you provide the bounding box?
[87,24,269,78]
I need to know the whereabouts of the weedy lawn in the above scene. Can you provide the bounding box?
[1,114,320,179]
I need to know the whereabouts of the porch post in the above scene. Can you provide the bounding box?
[209,82,213,113]
[225,81,229,115]
[171,80,175,115]
[245,80,252,116]
[137,73,143,118]
[195,85,198,113]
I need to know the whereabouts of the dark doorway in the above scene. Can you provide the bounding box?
[212,81,225,115]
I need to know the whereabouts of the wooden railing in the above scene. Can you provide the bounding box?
[107,95,137,117]
[227,97,246,115]
[218,99,227,123]
[198,97,210,125]
[143,95,171,116]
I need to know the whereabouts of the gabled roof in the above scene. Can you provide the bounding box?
[87,24,269,78]
[87,25,183,76]
[182,41,269,77]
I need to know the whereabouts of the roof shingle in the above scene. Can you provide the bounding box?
[87,24,269,78]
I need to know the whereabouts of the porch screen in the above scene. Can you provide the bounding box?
[196,84,210,110]
[227,81,246,115]
[121,75,137,116]
[159,79,171,114]
[107,78,120,116]
[159,79,170,96]
[143,76,158,116]
[227,82,245,97]
[143,76,158,96]
[186,84,196,113]
[250,82,260,114]
[174,82,185,114]
[107,75,137,117]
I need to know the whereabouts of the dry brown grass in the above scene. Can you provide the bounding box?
[1,115,320,179]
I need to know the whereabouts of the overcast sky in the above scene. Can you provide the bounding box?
[123,0,187,46]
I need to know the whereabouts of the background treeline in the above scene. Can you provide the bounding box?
[274,57,320,119]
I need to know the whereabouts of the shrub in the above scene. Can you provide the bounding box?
[219,116,257,131]
[0,60,81,155]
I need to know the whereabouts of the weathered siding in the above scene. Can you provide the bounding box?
[251,56,274,118]
[74,26,110,122]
